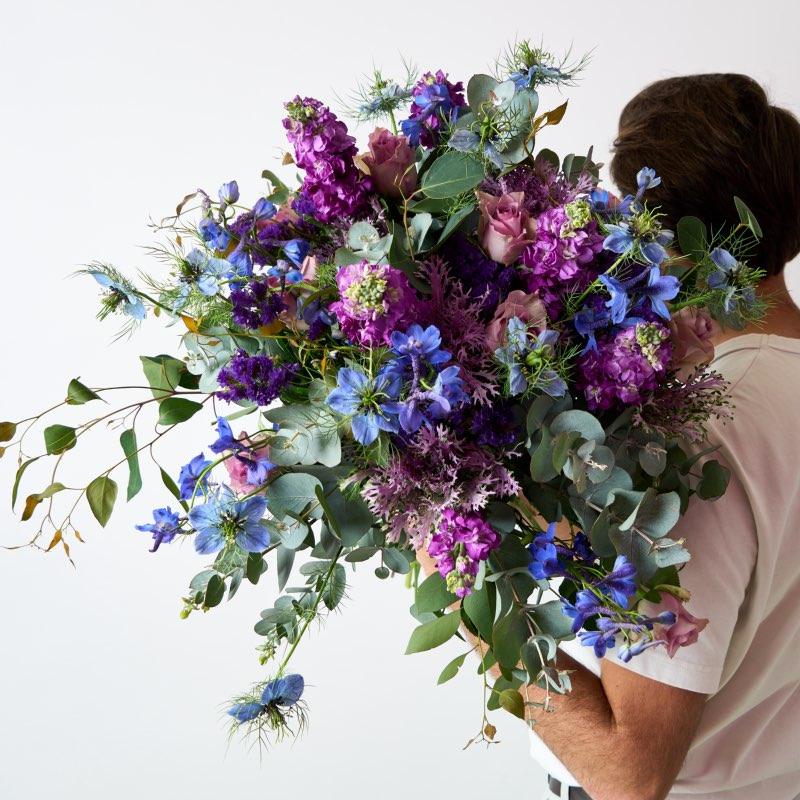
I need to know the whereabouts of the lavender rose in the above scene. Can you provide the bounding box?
[669,307,718,377]
[639,593,708,658]
[485,289,547,352]
[476,191,536,266]
[361,128,417,199]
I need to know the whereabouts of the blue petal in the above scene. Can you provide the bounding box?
[239,495,268,524]
[188,501,221,533]
[237,522,271,553]
[641,241,667,266]
[228,702,264,722]
[193,526,225,555]
[351,412,379,446]
[337,368,369,394]
[326,387,360,415]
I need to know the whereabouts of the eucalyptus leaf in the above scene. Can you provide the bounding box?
[405,611,462,654]
[733,196,763,238]
[492,609,528,669]
[157,397,203,426]
[420,152,484,199]
[43,424,77,455]
[119,428,142,501]
[676,216,708,262]
[437,651,469,684]
[416,572,457,614]
[86,475,118,527]
[66,378,102,405]
[266,473,322,518]
[140,354,185,399]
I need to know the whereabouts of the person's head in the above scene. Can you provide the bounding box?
[610,73,800,276]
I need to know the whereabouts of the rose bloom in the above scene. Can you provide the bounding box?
[361,128,417,199]
[224,434,272,495]
[669,307,718,377]
[640,592,709,658]
[485,289,547,351]
[477,190,536,265]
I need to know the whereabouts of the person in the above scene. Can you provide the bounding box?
[526,74,800,800]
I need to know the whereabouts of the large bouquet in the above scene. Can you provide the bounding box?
[4,42,765,745]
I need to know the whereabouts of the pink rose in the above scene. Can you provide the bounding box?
[477,191,536,265]
[669,307,718,377]
[224,434,272,495]
[361,128,417,199]
[485,290,547,352]
[640,593,708,658]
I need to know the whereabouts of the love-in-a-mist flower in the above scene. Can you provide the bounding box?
[88,271,146,320]
[326,367,401,446]
[228,674,305,723]
[188,486,270,555]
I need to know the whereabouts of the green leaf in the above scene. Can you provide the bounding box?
[733,196,763,238]
[262,169,291,205]
[159,467,187,511]
[0,421,16,442]
[492,609,528,669]
[119,429,142,501]
[437,203,476,246]
[415,572,457,614]
[498,688,526,719]
[204,574,225,608]
[697,459,730,500]
[43,424,77,455]
[438,651,469,684]
[550,409,605,445]
[463,583,495,644]
[266,473,322,518]
[157,397,203,426]
[676,216,708,262]
[140,354,185,399]
[529,600,574,640]
[246,552,265,585]
[323,563,347,610]
[537,148,560,169]
[466,73,499,117]
[405,611,462,654]
[323,489,374,546]
[86,475,118,527]
[383,547,412,574]
[552,430,580,473]
[12,457,40,508]
[420,152,484,199]
[21,482,66,521]
[276,545,295,591]
[66,378,102,405]
[530,426,557,481]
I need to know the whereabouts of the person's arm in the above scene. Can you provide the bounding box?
[525,654,706,800]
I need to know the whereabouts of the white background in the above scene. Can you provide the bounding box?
[1,2,799,799]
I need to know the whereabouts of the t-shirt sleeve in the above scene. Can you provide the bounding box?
[595,466,757,695]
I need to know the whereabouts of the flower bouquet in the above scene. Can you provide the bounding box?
[3,42,765,746]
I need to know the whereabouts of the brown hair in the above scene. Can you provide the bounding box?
[610,73,800,275]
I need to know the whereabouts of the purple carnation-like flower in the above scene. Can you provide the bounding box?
[230,279,287,329]
[522,201,605,319]
[400,70,466,148]
[283,96,371,222]
[577,322,672,410]
[426,508,501,598]
[329,260,417,347]
[216,350,298,407]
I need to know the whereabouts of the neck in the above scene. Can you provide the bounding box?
[712,270,800,346]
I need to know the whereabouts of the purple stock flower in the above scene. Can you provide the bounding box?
[216,351,298,407]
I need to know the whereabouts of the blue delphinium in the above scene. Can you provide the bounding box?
[209,416,274,488]
[136,507,181,552]
[574,301,612,352]
[252,197,277,221]
[198,217,231,251]
[598,554,637,607]
[326,367,401,446]
[178,453,213,501]
[397,364,467,434]
[188,486,270,554]
[228,674,305,723]
[389,324,451,370]
[637,265,681,320]
[283,239,310,267]
[268,259,303,285]
[527,522,562,580]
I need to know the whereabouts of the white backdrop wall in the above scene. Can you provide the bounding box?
[1,2,798,799]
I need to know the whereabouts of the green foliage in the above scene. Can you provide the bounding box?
[462,583,496,644]
[86,475,118,527]
[266,473,322,518]
[697,460,730,500]
[437,651,470,685]
[0,421,16,442]
[734,196,763,238]
[420,152,485,199]
[415,572,457,614]
[676,216,708,262]
[498,688,525,719]
[157,397,203,426]
[140,354,186,399]
[66,378,102,405]
[119,429,142,500]
[529,600,574,640]
[492,609,528,669]
[43,424,77,455]
[405,611,462,654]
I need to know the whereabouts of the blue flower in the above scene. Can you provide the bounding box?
[599,555,637,607]
[326,367,400,446]
[88,271,146,320]
[136,507,181,552]
[178,453,213,500]
[707,247,741,289]
[209,416,239,454]
[283,239,310,267]
[188,486,270,555]
[390,324,451,368]
[400,117,423,147]
[228,674,305,723]
[579,628,617,658]
[603,221,674,266]
[198,217,231,251]
[252,197,277,221]
[218,180,239,205]
[528,522,562,580]
[635,167,661,198]
[397,364,466,433]
[268,259,303,285]
[184,248,229,297]
[574,304,612,352]
[494,319,566,397]
[637,265,680,319]
[598,273,631,324]
[561,589,605,633]
[572,531,595,562]
[510,64,565,89]
[226,241,253,279]
[589,188,634,218]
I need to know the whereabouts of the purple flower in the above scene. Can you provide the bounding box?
[216,351,298,407]
[178,454,212,500]
[283,239,310,267]
[400,70,466,147]
[579,627,617,658]
[527,522,563,580]
[230,279,287,330]
[599,555,637,608]
[397,365,467,434]
[426,508,500,598]
[136,507,181,552]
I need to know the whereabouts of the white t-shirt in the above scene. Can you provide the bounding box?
[530,334,800,799]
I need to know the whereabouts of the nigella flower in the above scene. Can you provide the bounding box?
[494,317,567,397]
[598,555,638,607]
[218,180,239,206]
[216,351,298,407]
[229,279,287,330]
[180,248,229,299]
[589,188,633,218]
[707,247,742,289]
[178,454,213,501]
[188,486,270,555]
[326,367,401,446]
[228,674,305,723]
[136,507,181,552]
[198,217,231,252]
[527,522,563,580]
[88,271,146,320]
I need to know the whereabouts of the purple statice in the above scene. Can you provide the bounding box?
[426,508,501,598]
[291,190,318,217]
[329,260,418,347]
[400,70,466,147]
[577,322,672,410]
[230,278,287,329]
[451,398,523,448]
[282,96,371,223]
[216,350,298,407]
[522,200,605,318]
[362,425,519,548]
[424,257,505,404]
[440,235,519,319]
